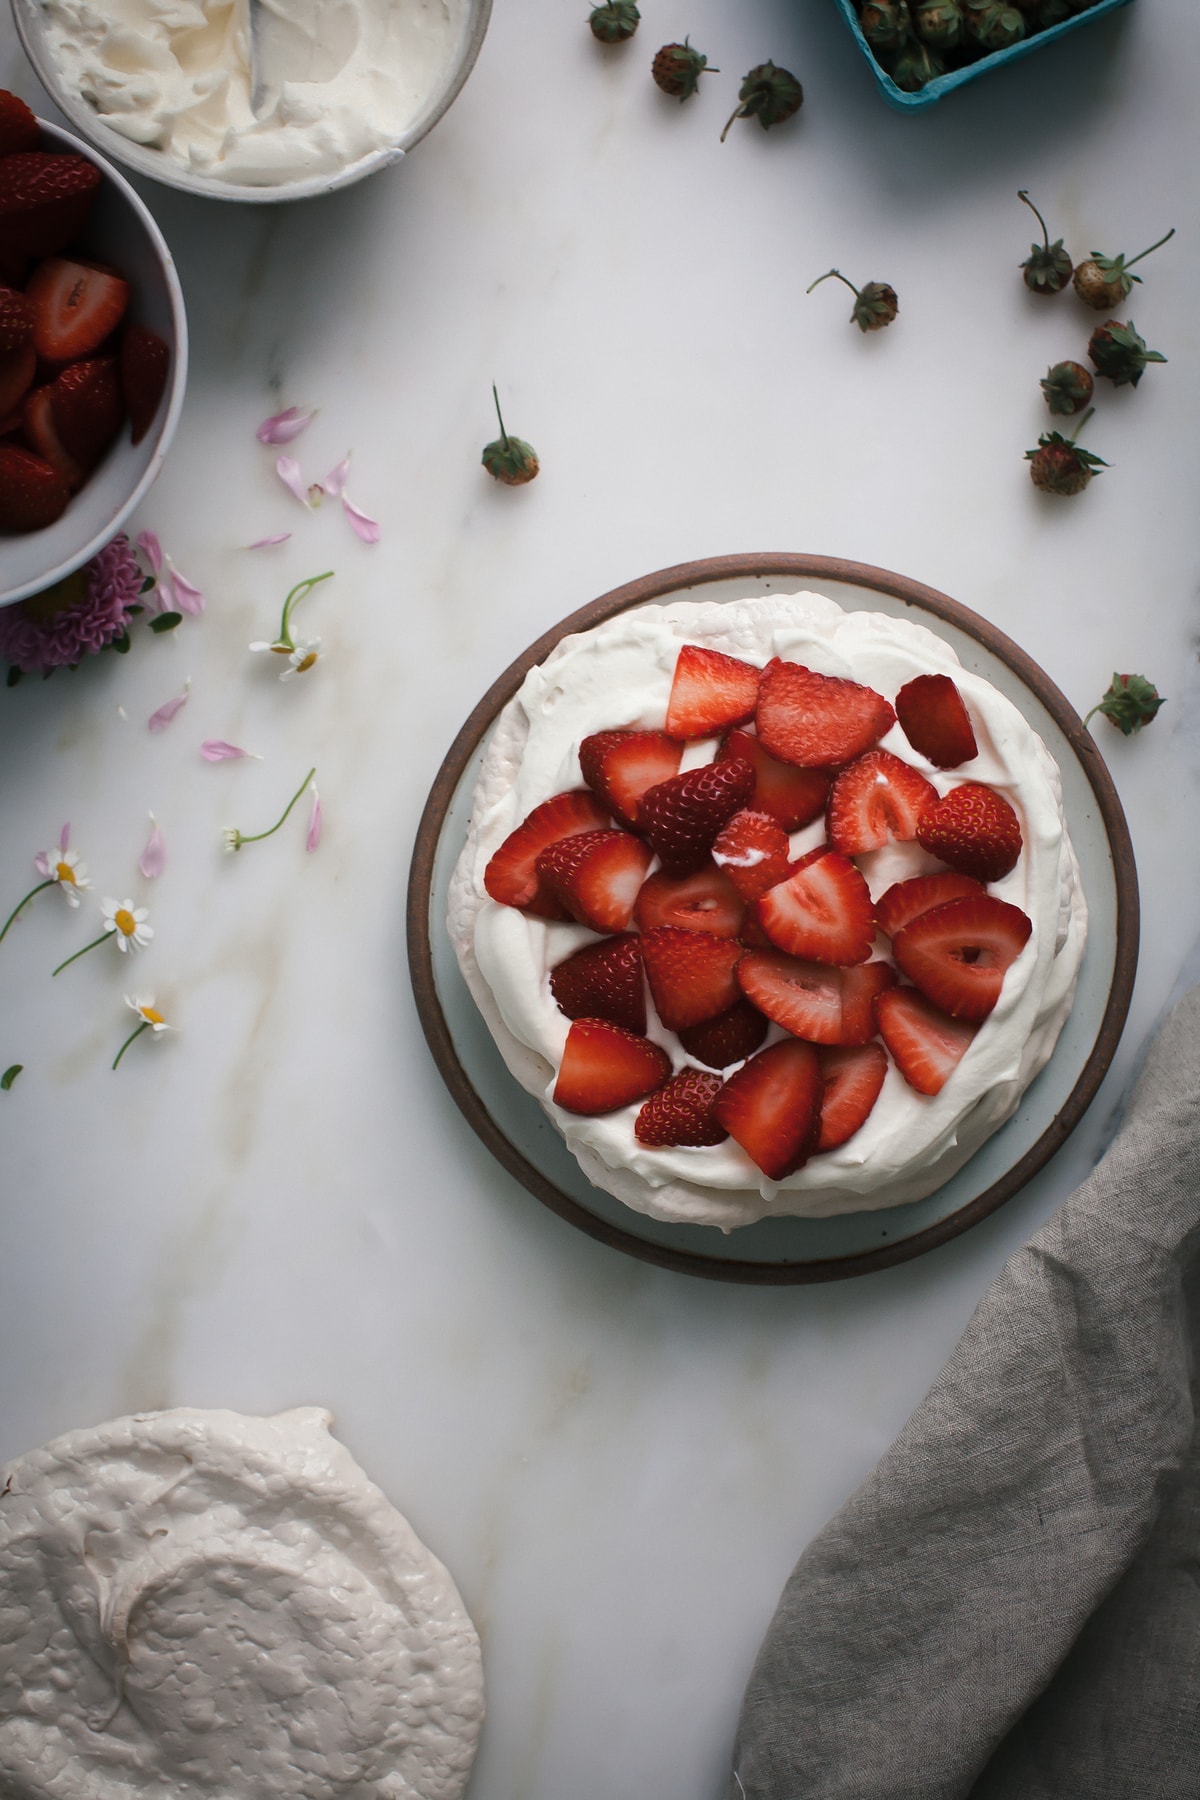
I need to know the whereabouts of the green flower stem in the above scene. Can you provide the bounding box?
[112,1020,151,1070]
[278,571,333,650]
[1123,226,1175,271]
[51,930,112,977]
[807,268,859,298]
[233,767,316,849]
[0,879,54,946]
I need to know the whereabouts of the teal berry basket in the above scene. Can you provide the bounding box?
[834,0,1136,111]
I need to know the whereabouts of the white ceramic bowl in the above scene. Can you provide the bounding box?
[0,118,188,609]
[11,0,493,205]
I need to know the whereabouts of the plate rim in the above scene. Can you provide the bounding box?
[406,552,1140,1285]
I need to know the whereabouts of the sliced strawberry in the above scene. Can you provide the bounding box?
[26,256,130,362]
[714,1038,823,1180]
[0,339,34,416]
[756,659,896,769]
[718,729,831,830]
[737,952,896,1047]
[536,828,653,933]
[895,673,978,768]
[49,356,124,469]
[635,1067,727,1147]
[118,324,170,444]
[711,808,792,901]
[827,749,939,856]
[641,926,744,1032]
[875,872,986,940]
[875,987,978,1097]
[917,782,1023,882]
[677,1000,769,1069]
[483,790,611,916]
[0,152,101,259]
[0,93,40,158]
[579,728,682,828]
[750,848,876,966]
[816,1043,888,1152]
[21,384,86,488]
[892,894,1032,1022]
[634,861,744,939]
[0,285,32,357]
[553,1018,671,1115]
[665,644,760,738]
[548,934,645,1034]
[637,756,755,875]
[0,442,68,531]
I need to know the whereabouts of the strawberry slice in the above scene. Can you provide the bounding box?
[665,644,760,738]
[483,790,611,916]
[0,92,40,158]
[916,782,1023,882]
[0,152,101,258]
[49,356,124,469]
[26,256,130,362]
[118,325,170,444]
[0,442,68,531]
[637,756,755,875]
[827,749,938,856]
[635,1067,728,1146]
[895,673,978,768]
[756,659,896,768]
[892,894,1032,1021]
[548,934,646,1034]
[750,848,876,966]
[677,1000,769,1069]
[641,926,744,1031]
[875,872,986,940]
[553,1018,671,1115]
[21,384,86,487]
[536,828,653,933]
[875,987,978,1096]
[0,284,31,356]
[718,729,830,830]
[816,1043,888,1152]
[579,728,682,828]
[714,1038,823,1180]
[634,862,744,939]
[737,952,897,1046]
[711,809,792,901]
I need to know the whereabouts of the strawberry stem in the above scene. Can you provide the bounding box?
[1017,189,1050,249]
[0,879,54,945]
[1123,226,1175,271]
[491,384,511,451]
[112,1019,151,1070]
[807,269,859,298]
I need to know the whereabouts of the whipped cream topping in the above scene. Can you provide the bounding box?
[449,592,1088,1230]
[0,1407,483,1798]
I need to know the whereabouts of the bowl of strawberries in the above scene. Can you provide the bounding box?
[0,94,187,607]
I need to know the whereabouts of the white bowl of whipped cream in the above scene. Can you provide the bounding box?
[12,0,492,202]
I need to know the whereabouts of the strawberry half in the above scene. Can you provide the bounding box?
[0,152,101,259]
[553,1018,671,1115]
[750,848,876,966]
[718,729,830,831]
[714,1038,823,1180]
[579,728,681,828]
[827,749,938,856]
[665,644,760,738]
[875,872,986,940]
[892,894,1032,1021]
[677,1000,769,1069]
[118,324,170,444]
[711,809,792,901]
[536,828,653,933]
[0,285,32,356]
[483,789,611,916]
[0,92,40,159]
[26,255,130,362]
[21,384,86,488]
[634,861,744,938]
[737,952,897,1046]
[895,673,978,768]
[917,782,1023,882]
[641,926,744,1032]
[0,339,34,417]
[875,987,978,1096]
[0,442,68,531]
[756,659,896,769]
[50,356,124,469]
[549,933,646,1034]
[816,1042,888,1151]
[637,756,755,875]
[635,1067,728,1146]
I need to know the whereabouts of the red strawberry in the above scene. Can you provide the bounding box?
[711,809,792,901]
[118,325,170,445]
[553,1018,671,1115]
[751,848,876,966]
[677,1000,769,1069]
[21,383,86,487]
[26,256,130,362]
[718,729,830,830]
[756,659,895,768]
[49,356,124,469]
[875,987,978,1096]
[634,861,744,938]
[665,644,760,738]
[484,790,611,916]
[0,285,32,356]
[895,674,978,768]
[875,872,986,940]
[536,828,653,933]
[737,952,897,1047]
[0,153,101,259]
[0,93,40,158]
[641,926,744,1031]
[635,1067,728,1147]
[637,756,755,875]
[826,750,938,856]
[892,895,1032,1021]
[548,934,645,1034]
[816,1042,888,1151]
[713,1038,823,1180]
[0,339,33,417]
[917,783,1023,881]
[579,728,682,827]
[0,442,69,531]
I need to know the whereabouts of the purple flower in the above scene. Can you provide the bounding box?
[0,535,143,676]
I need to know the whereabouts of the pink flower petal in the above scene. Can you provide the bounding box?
[323,454,351,498]
[200,739,258,762]
[342,495,381,544]
[167,566,205,615]
[148,681,191,732]
[248,532,292,549]
[59,822,70,853]
[139,815,166,879]
[33,851,50,877]
[276,456,312,506]
[257,406,315,446]
[137,530,163,576]
[306,787,322,852]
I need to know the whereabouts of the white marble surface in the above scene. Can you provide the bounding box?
[2,2,1198,1794]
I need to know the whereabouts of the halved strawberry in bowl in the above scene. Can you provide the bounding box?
[895,673,978,768]
[0,152,101,259]
[826,749,938,856]
[26,254,130,362]
[640,926,744,1032]
[749,848,876,966]
[119,324,170,445]
[677,999,769,1069]
[49,356,125,470]
[637,757,755,875]
[665,644,760,738]
[816,1042,889,1152]
[0,441,68,531]
[713,1038,824,1180]
[579,728,682,828]
[875,987,979,1096]
[891,894,1032,1022]
[756,660,895,768]
[718,729,830,831]
[553,1018,672,1115]
[536,828,653,933]
[483,790,611,916]
[549,934,646,1034]
[635,1067,727,1146]
[875,872,986,940]
[737,952,896,1046]
[916,783,1023,882]
[21,383,86,488]
[711,809,792,901]
[634,861,744,938]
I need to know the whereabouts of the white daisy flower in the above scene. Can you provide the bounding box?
[32,844,90,906]
[279,637,321,681]
[101,897,153,952]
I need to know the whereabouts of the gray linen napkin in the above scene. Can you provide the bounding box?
[726,980,1200,1800]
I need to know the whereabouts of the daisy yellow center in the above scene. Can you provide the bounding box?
[139,1005,165,1025]
[295,651,318,672]
[55,861,76,885]
[114,908,137,936]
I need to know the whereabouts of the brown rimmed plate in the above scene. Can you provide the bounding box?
[406,554,1138,1284]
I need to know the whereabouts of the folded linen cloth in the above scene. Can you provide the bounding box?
[726,979,1200,1800]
